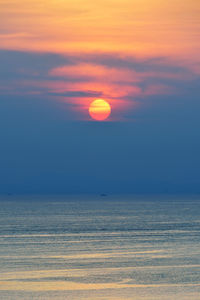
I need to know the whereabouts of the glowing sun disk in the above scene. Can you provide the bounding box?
[89,99,111,121]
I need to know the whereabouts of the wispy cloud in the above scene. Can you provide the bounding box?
[0,49,199,120]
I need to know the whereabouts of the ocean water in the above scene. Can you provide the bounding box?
[0,195,199,300]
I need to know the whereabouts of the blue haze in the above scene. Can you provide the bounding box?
[0,50,200,194]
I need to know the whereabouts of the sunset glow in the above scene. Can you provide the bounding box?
[0,0,199,120]
[1,1,200,299]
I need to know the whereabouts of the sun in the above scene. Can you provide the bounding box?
[89,99,111,121]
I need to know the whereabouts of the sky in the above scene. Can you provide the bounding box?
[0,0,200,194]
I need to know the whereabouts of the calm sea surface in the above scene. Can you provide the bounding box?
[0,195,199,299]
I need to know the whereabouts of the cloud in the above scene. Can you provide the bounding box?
[0,32,34,39]
[0,49,199,121]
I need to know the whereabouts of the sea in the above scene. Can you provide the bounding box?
[0,195,199,300]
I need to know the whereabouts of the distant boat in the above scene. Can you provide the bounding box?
[100,193,107,197]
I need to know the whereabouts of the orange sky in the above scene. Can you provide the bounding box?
[0,0,200,120]
[1,0,199,59]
